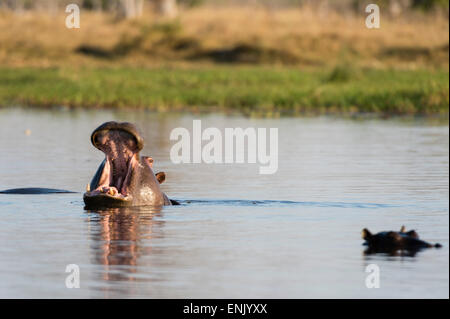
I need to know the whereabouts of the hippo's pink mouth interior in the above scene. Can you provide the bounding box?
[89,129,140,198]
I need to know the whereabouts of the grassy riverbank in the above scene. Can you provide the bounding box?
[0,66,448,116]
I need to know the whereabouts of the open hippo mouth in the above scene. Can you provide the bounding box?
[83,122,145,207]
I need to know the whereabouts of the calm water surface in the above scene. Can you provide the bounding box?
[0,108,448,298]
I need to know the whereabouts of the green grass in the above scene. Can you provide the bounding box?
[0,66,448,116]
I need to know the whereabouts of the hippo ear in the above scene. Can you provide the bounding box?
[155,172,166,184]
[362,229,372,240]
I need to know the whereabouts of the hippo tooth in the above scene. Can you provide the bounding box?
[86,184,90,192]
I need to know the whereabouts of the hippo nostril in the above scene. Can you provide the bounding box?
[90,121,144,152]
[92,130,108,149]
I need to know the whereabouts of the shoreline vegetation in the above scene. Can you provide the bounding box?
[0,6,448,117]
[0,67,448,117]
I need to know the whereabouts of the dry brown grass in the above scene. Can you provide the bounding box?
[0,5,448,68]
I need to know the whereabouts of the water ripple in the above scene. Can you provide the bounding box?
[175,199,400,209]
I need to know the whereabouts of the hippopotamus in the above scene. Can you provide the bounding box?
[0,188,75,194]
[83,121,174,209]
[362,226,442,255]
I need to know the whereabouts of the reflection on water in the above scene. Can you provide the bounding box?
[87,207,163,283]
[0,108,448,298]
[363,246,427,258]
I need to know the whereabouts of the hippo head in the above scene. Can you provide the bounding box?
[83,121,169,209]
[362,226,441,256]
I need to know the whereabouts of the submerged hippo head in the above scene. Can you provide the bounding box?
[362,226,442,255]
[83,121,171,208]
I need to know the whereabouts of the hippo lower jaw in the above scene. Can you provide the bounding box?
[83,155,138,208]
[83,192,133,208]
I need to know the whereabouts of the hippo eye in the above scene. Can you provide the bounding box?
[388,232,401,241]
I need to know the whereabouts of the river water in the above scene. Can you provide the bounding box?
[0,108,448,298]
